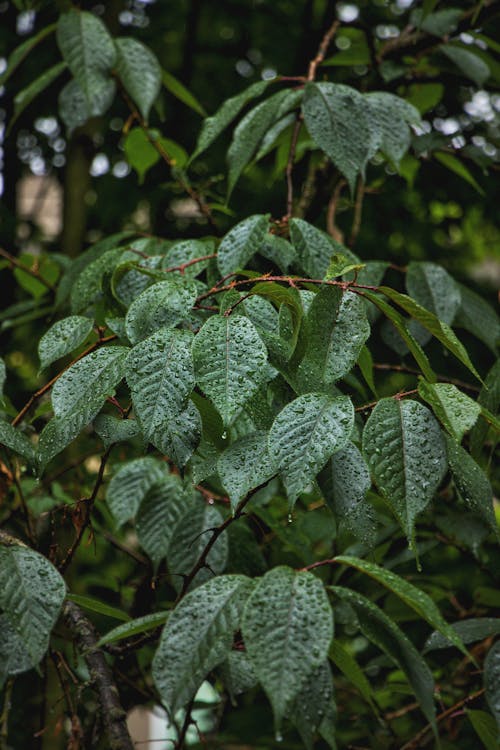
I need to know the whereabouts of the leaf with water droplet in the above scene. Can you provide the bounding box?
[217,214,270,276]
[38,315,94,371]
[125,278,197,344]
[136,474,186,569]
[418,380,481,443]
[289,218,357,279]
[105,456,167,527]
[217,431,277,512]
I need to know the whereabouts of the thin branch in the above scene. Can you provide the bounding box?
[355,389,418,413]
[307,20,341,81]
[175,697,195,750]
[63,601,134,750]
[11,335,117,428]
[299,558,337,573]
[326,179,346,241]
[373,363,480,393]
[100,529,149,567]
[284,114,304,219]
[349,178,365,247]
[0,247,56,293]
[0,678,13,750]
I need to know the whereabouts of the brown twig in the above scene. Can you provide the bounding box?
[355,389,418,413]
[0,247,56,293]
[0,678,13,750]
[349,178,365,247]
[326,179,346,241]
[175,697,196,750]
[11,335,117,428]
[63,601,134,750]
[285,114,304,219]
[372,363,480,393]
[307,20,341,81]
[299,558,337,573]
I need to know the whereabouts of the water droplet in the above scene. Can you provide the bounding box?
[275,732,283,743]
[221,430,227,439]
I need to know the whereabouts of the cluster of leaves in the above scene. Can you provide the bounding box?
[1,3,500,749]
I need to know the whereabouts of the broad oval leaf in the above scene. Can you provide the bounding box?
[418,380,481,443]
[125,278,197,344]
[115,37,161,120]
[105,457,167,527]
[441,44,490,86]
[38,315,94,370]
[217,214,269,276]
[220,650,258,701]
[152,400,202,467]
[289,218,355,279]
[217,431,277,512]
[269,393,354,508]
[136,474,186,568]
[288,660,336,750]
[365,91,420,165]
[484,641,500,733]
[58,77,94,132]
[70,247,124,314]
[51,346,129,417]
[362,398,447,542]
[302,82,371,191]
[0,545,66,676]
[242,566,334,730]
[93,414,140,449]
[406,261,461,346]
[37,402,107,471]
[193,314,268,426]
[153,574,252,714]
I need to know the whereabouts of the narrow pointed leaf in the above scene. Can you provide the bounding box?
[11,62,66,128]
[193,315,268,426]
[66,594,130,622]
[362,398,447,542]
[162,70,206,116]
[115,37,161,120]
[125,278,197,344]
[424,618,500,653]
[38,315,94,370]
[242,566,334,730]
[153,575,252,713]
[455,283,500,354]
[217,431,277,511]
[418,380,480,443]
[0,23,56,87]
[467,709,499,750]
[269,393,354,508]
[105,457,167,527]
[329,640,377,711]
[97,611,170,648]
[217,214,269,276]
[406,261,462,346]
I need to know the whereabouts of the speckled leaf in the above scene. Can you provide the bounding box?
[217,431,277,512]
[242,566,333,730]
[289,218,354,279]
[193,315,268,426]
[115,37,161,120]
[125,278,197,344]
[288,660,336,750]
[0,421,35,464]
[332,586,436,727]
[227,89,302,195]
[57,10,116,115]
[455,283,500,354]
[365,92,420,165]
[362,398,447,542]
[126,328,194,443]
[335,556,468,657]
[51,346,128,418]
[318,442,376,546]
[93,414,140,449]
[168,498,228,592]
[153,575,252,714]
[445,434,498,537]
[0,545,65,675]
[297,286,370,388]
[484,641,500,733]
[37,398,106,470]
[302,82,371,191]
[136,474,186,568]
[38,315,93,370]
[405,262,461,346]
[0,617,33,687]
[418,380,480,443]
[192,80,270,160]
[0,358,5,397]
[58,78,93,132]
[260,234,296,272]
[105,457,167,527]
[269,393,354,509]
[152,401,201,467]
[70,247,124,314]
[217,214,269,276]
[162,239,214,279]
[424,618,500,653]
[220,651,258,702]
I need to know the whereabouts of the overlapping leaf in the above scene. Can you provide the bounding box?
[105,456,167,526]
[217,214,269,276]
[125,278,197,344]
[38,315,93,370]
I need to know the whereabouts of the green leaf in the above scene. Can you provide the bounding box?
[51,346,128,418]
[406,261,461,345]
[302,82,372,192]
[136,475,186,568]
[123,127,161,182]
[445,434,498,537]
[227,89,302,195]
[66,594,130,622]
[467,709,500,750]
[38,316,94,370]
[217,214,270,276]
[418,380,481,442]
[10,62,66,129]
[37,402,106,470]
[329,640,377,711]
[97,611,170,648]
[125,278,197,344]
[217,431,277,512]
[335,556,469,657]
[289,218,356,279]
[220,651,258,701]
[380,286,483,383]
[0,357,5,398]
[126,328,194,446]
[363,290,437,382]
[269,393,354,509]
[58,78,93,132]
[455,283,500,354]
[162,70,206,116]
[362,398,447,543]
[318,442,376,546]
[259,234,296,272]
[70,247,124,314]
[434,151,485,195]
[288,661,336,750]
[413,7,462,35]
[93,414,140,450]
[424,618,500,653]
[0,421,35,464]
[365,92,420,165]
[152,401,202,467]
[153,575,252,713]
[297,286,370,388]
[115,37,161,121]
[0,23,56,87]
[105,457,167,527]
[405,83,444,115]
[441,44,490,86]
[163,239,214,278]
[193,314,268,426]
[331,586,436,727]
[56,10,116,114]
[0,545,65,675]
[484,641,500,734]
[192,80,270,160]
[242,566,334,731]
